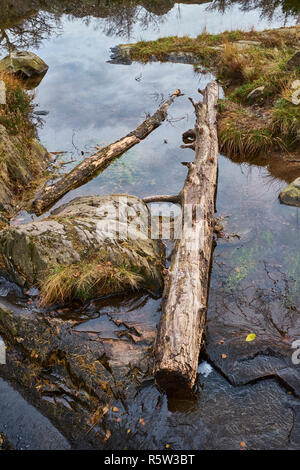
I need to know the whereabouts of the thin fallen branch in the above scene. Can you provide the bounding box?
[143,194,181,204]
[154,81,219,395]
[30,89,182,215]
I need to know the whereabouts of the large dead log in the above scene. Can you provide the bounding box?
[30,90,182,215]
[154,81,219,395]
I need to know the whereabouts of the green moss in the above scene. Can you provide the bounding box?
[224,230,274,291]
[285,252,300,306]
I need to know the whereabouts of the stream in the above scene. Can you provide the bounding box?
[0,0,299,450]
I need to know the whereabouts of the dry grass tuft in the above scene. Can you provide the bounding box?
[40,261,151,306]
[0,71,35,139]
[39,242,164,306]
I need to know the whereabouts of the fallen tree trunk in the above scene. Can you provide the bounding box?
[154,81,219,395]
[30,90,182,215]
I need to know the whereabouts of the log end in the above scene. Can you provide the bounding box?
[154,368,195,398]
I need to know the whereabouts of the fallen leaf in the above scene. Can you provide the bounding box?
[240,441,246,448]
[246,333,256,342]
[222,354,227,359]
[127,429,131,434]
[103,430,111,443]
[139,418,145,425]
[165,444,171,449]
[112,407,119,413]
[218,339,224,345]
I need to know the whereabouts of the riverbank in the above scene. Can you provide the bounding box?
[113,26,300,159]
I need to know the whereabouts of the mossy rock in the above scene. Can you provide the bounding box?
[0,195,165,303]
[0,51,48,78]
[279,177,300,207]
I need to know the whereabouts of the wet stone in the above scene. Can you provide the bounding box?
[205,269,300,396]
[0,51,48,78]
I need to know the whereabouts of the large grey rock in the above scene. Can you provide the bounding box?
[279,177,300,207]
[0,51,48,78]
[0,195,164,297]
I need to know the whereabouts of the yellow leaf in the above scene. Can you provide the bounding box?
[246,333,256,342]
[165,443,171,449]
[103,430,111,443]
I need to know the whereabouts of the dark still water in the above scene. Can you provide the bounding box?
[0,0,299,450]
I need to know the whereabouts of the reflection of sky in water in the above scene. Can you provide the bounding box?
[31,3,293,155]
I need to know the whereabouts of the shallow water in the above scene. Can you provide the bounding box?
[0,0,299,450]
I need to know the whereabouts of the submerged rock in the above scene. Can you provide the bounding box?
[0,195,165,303]
[0,51,48,79]
[279,177,300,207]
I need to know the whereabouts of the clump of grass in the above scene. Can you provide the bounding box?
[40,261,147,306]
[0,72,35,139]
[218,102,278,156]
[218,101,287,156]
[271,98,300,148]
[218,41,251,84]
[39,243,164,306]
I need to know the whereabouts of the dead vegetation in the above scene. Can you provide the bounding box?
[0,72,50,222]
[0,71,35,139]
[39,243,164,306]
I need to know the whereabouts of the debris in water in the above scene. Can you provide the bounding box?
[197,361,213,377]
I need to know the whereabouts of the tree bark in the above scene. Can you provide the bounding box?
[30,90,182,215]
[154,81,219,395]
